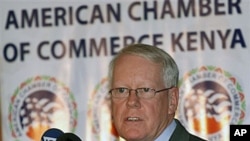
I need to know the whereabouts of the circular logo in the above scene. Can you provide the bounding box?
[8,76,78,141]
[177,66,245,141]
[87,78,118,141]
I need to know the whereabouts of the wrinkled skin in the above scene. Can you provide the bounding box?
[110,54,179,141]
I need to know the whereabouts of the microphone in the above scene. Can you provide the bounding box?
[56,132,82,141]
[41,128,64,141]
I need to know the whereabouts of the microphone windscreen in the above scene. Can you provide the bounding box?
[41,128,64,141]
[56,132,82,141]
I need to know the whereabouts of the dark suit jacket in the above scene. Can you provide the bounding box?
[169,119,207,141]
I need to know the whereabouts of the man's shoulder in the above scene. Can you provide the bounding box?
[170,119,207,141]
[189,134,207,141]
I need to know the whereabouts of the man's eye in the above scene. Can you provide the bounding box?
[141,88,151,93]
[117,88,127,93]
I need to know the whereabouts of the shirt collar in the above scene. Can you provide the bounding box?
[155,119,176,141]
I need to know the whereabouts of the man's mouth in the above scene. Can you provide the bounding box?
[127,117,141,121]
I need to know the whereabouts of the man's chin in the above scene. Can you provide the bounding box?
[121,130,148,141]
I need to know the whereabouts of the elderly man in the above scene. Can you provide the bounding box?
[108,44,206,141]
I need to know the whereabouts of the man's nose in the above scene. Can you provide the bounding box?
[126,90,141,108]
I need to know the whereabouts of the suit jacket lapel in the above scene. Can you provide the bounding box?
[169,119,190,141]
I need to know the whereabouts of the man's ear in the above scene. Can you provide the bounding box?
[168,87,179,115]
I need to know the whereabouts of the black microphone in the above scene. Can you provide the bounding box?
[41,128,64,141]
[56,132,82,141]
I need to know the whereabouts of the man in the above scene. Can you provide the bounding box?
[108,44,206,141]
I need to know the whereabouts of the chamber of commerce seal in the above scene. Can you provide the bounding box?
[8,75,78,141]
[87,78,118,141]
[177,66,245,141]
